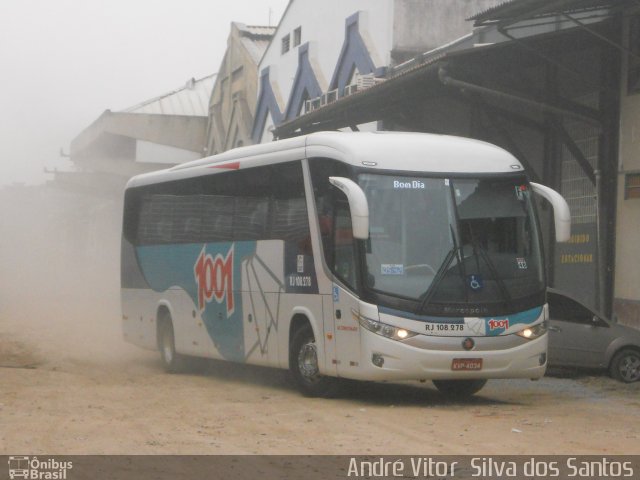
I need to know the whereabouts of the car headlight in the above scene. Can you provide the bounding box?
[353,310,419,341]
[516,321,548,340]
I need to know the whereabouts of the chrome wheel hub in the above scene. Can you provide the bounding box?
[619,355,640,382]
[298,342,319,382]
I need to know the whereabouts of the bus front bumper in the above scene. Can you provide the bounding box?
[345,329,548,382]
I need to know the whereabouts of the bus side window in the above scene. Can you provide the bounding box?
[234,195,269,240]
[201,195,234,242]
[333,200,357,290]
[138,194,175,244]
[308,157,353,271]
[122,189,141,244]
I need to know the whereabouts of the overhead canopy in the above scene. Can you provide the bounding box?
[123,75,215,117]
[469,0,634,26]
[273,0,632,140]
[273,56,446,139]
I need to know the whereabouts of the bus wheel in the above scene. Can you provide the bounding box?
[609,349,640,383]
[290,324,339,397]
[432,379,487,398]
[158,316,187,373]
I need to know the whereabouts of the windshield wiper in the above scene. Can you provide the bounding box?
[477,244,513,308]
[416,225,514,314]
[467,227,513,309]
[415,225,464,314]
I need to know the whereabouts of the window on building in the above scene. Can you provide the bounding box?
[625,173,640,199]
[293,27,302,47]
[281,34,290,54]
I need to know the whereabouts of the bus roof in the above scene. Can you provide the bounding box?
[125,131,524,189]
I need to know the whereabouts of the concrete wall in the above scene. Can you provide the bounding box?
[259,0,393,108]
[254,0,505,143]
[72,111,207,159]
[206,23,269,154]
[69,111,207,183]
[614,12,640,327]
[392,0,503,63]
[255,0,395,142]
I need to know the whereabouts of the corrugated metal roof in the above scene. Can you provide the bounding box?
[123,74,216,116]
[241,37,273,63]
[470,0,630,25]
[469,0,525,21]
[243,25,276,37]
[235,23,276,63]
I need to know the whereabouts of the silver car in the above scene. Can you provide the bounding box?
[547,289,640,382]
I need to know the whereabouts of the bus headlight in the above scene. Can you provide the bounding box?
[516,321,547,340]
[354,310,418,341]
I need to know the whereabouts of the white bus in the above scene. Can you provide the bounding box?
[121,132,570,397]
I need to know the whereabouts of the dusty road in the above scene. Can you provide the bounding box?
[1,284,639,456]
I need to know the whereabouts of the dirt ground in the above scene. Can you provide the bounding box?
[1,278,639,456]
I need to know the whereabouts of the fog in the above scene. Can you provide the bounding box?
[0,0,288,186]
[0,0,287,369]
[0,182,131,370]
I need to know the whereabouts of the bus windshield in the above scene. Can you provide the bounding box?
[359,173,544,316]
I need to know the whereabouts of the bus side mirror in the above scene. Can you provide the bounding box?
[530,182,571,242]
[328,177,369,239]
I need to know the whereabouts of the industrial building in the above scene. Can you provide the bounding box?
[252,0,504,143]
[52,0,639,327]
[266,0,640,326]
[205,23,275,154]
[69,74,215,195]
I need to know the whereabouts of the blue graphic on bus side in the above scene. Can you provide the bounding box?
[136,241,256,362]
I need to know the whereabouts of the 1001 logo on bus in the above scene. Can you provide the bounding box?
[194,245,234,316]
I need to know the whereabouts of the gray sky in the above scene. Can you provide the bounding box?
[0,0,289,186]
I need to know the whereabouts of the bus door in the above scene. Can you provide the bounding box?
[331,202,361,376]
[321,295,337,376]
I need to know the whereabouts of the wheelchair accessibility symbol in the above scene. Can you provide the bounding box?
[468,274,484,292]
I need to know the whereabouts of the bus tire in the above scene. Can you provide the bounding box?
[432,379,487,398]
[289,323,339,397]
[157,315,188,373]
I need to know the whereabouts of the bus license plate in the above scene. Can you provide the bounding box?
[451,358,483,371]
[425,322,465,334]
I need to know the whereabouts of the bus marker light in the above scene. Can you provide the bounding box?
[209,161,241,170]
[354,310,418,341]
[396,329,409,339]
[516,322,547,339]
